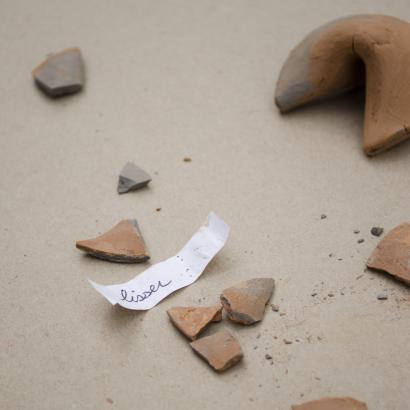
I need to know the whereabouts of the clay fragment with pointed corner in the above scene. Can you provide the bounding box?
[32,48,85,97]
[275,15,410,155]
[167,306,222,340]
[76,220,149,263]
[220,278,274,325]
[367,223,410,286]
[190,330,243,372]
[118,162,151,194]
[292,397,368,410]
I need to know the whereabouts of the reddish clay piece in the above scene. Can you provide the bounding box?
[167,306,222,340]
[292,397,368,410]
[220,278,274,325]
[275,15,410,155]
[367,223,410,286]
[190,330,243,372]
[76,220,149,263]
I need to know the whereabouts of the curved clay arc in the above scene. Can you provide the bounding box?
[275,15,410,155]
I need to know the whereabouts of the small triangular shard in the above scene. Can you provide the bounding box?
[367,223,410,286]
[76,219,149,263]
[221,278,275,325]
[190,330,243,372]
[32,48,85,97]
[167,306,222,340]
[118,162,152,194]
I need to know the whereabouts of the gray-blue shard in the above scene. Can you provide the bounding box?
[118,162,152,194]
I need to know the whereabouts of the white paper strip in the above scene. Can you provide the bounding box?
[89,212,230,310]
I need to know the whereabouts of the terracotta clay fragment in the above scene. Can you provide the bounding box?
[220,278,274,325]
[117,162,151,194]
[190,330,243,372]
[76,220,149,263]
[292,397,368,410]
[367,223,410,286]
[167,306,222,340]
[275,15,410,155]
[32,48,84,97]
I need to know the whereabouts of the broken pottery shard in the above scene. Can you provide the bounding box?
[367,223,410,286]
[275,15,410,155]
[117,162,152,194]
[76,220,149,263]
[167,306,222,340]
[190,330,243,372]
[292,397,368,410]
[220,278,274,325]
[32,48,84,97]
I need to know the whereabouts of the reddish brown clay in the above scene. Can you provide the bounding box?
[367,223,410,286]
[167,306,222,340]
[292,397,368,410]
[220,278,274,325]
[76,220,149,263]
[190,330,243,372]
[275,15,410,155]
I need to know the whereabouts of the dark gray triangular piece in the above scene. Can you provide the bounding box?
[32,48,85,97]
[118,162,152,194]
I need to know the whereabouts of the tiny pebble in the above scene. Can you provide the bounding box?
[311,293,317,297]
[371,227,384,237]
[265,354,272,360]
[283,339,293,345]
[328,293,334,297]
[353,230,360,234]
[377,293,388,300]
[357,239,364,244]
[271,304,279,312]
[156,207,162,212]
[183,157,192,162]
[320,214,327,219]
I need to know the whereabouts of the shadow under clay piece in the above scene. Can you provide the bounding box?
[76,219,149,263]
[367,223,410,286]
[292,397,368,410]
[32,48,84,97]
[118,162,152,194]
[275,15,410,155]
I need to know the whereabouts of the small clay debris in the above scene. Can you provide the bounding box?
[311,293,317,297]
[190,330,243,372]
[371,226,384,237]
[271,304,280,312]
[220,278,275,325]
[320,214,327,219]
[76,219,149,263]
[156,208,162,212]
[167,306,222,340]
[292,396,368,410]
[183,157,192,162]
[377,293,388,300]
[265,354,272,360]
[32,48,84,97]
[357,239,364,244]
[354,230,360,234]
[118,162,151,194]
[283,339,293,345]
[367,223,410,286]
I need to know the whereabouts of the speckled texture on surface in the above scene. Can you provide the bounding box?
[1,1,410,409]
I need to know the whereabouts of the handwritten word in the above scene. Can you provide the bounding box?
[120,280,172,303]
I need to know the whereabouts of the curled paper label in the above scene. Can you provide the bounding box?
[89,212,230,310]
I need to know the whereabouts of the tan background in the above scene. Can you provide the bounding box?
[1,1,410,409]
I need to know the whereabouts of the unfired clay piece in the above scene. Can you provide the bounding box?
[190,330,243,372]
[167,306,222,340]
[76,219,149,263]
[292,397,368,410]
[220,278,274,325]
[32,48,84,97]
[367,223,410,286]
[275,15,410,155]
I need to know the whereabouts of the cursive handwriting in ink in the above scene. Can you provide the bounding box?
[120,280,172,303]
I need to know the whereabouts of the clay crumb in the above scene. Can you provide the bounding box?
[377,293,388,300]
[283,339,293,345]
[354,230,360,234]
[357,238,365,244]
[156,208,162,212]
[271,304,280,312]
[371,226,384,237]
[183,157,192,162]
[265,354,272,360]
[320,214,327,219]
